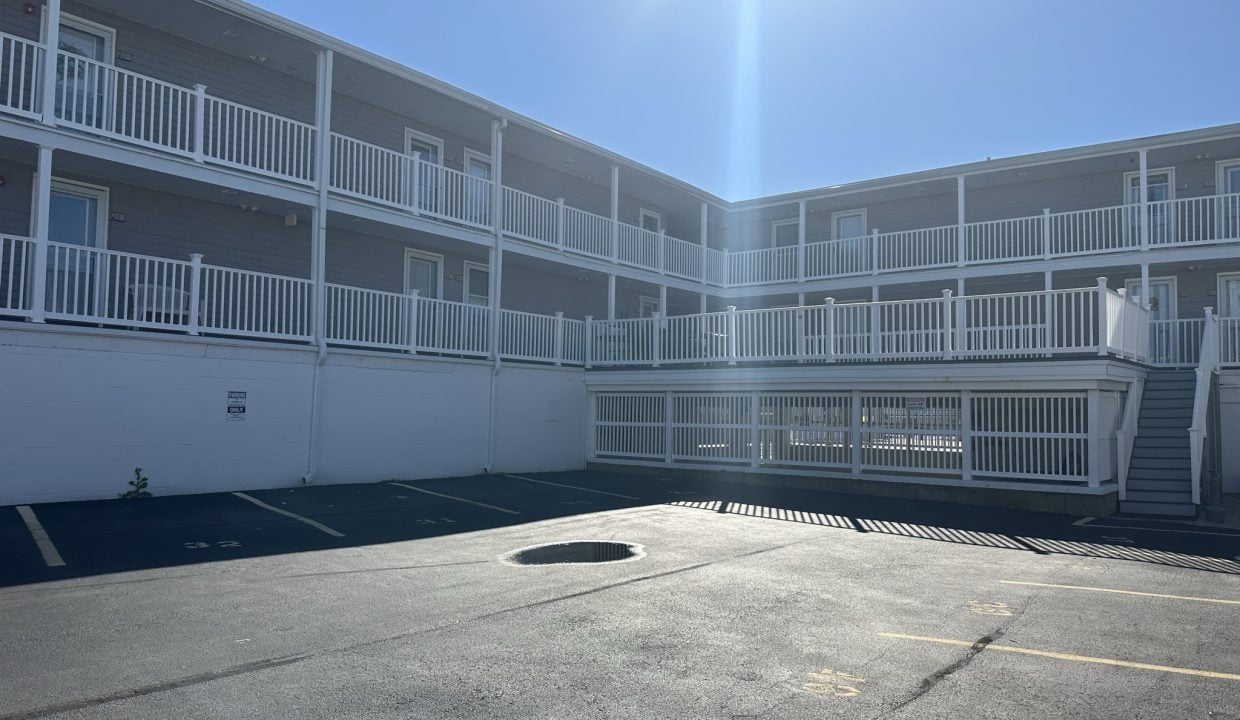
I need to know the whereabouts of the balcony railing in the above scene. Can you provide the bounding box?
[5,236,1238,371]
[3,37,1239,291]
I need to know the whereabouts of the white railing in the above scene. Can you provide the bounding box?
[1221,317,1240,368]
[503,187,558,246]
[201,95,316,184]
[1115,377,1145,501]
[562,206,613,259]
[617,223,659,269]
[0,31,40,118]
[966,214,1043,263]
[499,308,557,362]
[1188,309,1220,506]
[728,245,798,285]
[414,296,490,357]
[664,235,702,280]
[877,225,957,271]
[1048,204,1136,255]
[592,390,1094,484]
[703,247,727,286]
[416,160,493,230]
[325,284,415,350]
[0,234,33,315]
[54,51,195,155]
[1102,287,1151,362]
[1148,193,1240,247]
[199,263,313,340]
[1148,319,1205,367]
[329,133,415,210]
[587,284,1123,367]
[804,236,871,279]
[42,241,196,329]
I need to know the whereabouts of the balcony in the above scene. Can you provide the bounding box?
[4,31,1239,295]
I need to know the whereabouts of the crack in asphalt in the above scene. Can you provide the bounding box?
[3,542,793,719]
[871,630,1005,720]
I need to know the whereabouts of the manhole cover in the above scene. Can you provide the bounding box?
[499,541,645,566]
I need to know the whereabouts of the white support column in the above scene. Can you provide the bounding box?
[870,228,879,275]
[699,293,707,314]
[960,390,973,481]
[725,305,738,365]
[823,297,836,363]
[555,198,565,250]
[651,311,662,367]
[488,118,506,361]
[658,285,667,316]
[941,288,954,359]
[310,49,334,344]
[663,390,674,464]
[796,200,806,282]
[584,315,594,368]
[850,389,863,475]
[699,201,709,282]
[870,285,880,357]
[956,175,966,267]
[39,0,61,127]
[1043,270,1054,357]
[607,273,616,320]
[192,84,207,162]
[187,253,203,335]
[29,145,53,322]
[1139,262,1150,308]
[553,311,564,366]
[1096,276,1109,357]
[1087,388,1103,488]
[610,164,620,261]
[1138,149,1149,251]
[749,390,761,468]
[1041,208,1052,260]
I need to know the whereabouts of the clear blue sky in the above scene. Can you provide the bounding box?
[253,0,1238,201]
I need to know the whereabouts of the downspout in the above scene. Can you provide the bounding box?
[484,117,507,474]
[303,49,333,484]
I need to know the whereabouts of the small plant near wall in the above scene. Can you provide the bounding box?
[120,467,152,498]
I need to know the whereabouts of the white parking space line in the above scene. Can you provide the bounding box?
[15,505,66,567]
[231,492,346,537]
[1076,522,1240,538]
[1072,516,1096,526]
[389,482,521,515]
[504,474,640,500]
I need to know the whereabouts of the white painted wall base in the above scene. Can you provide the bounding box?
[1220,370,1240,494]
[0,324,587,505]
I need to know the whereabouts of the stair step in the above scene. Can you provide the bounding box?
[1148,371,1196,380]
[1141,397,1196,409]
[1138,417,1191,429]
[1138,407,1195,419]
[1130,446,1190,460]
[1128,467,1191,481]
[1125,489,1194,504]
[1118,500,1197,517]
[1127,478,1193,492]
[1143,388,1196,399]
[1128,458,1190,471]
[1130,435,1190,448]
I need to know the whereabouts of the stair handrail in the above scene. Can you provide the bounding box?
[1188,307,1219,506]
[1115,377,1145,501]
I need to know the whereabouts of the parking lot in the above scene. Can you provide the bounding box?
[2,470,1239,719]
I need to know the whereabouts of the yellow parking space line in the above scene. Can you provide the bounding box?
[878,633,1240,682]
[999,580,1240,606]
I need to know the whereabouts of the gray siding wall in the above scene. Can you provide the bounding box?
[58,2,317,123]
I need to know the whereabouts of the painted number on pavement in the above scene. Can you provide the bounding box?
[184,540,243,549]
[967,600,1013,616]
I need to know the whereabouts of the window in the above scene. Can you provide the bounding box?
[403,249,442,299]
[832,210,867,240]
[463,148,491,180]
[1124,276,1177,320]
[1124,168,1175,244]
[639,209,661,234]
[771,219,799,248]
[638,296,660,318]
[461,149,492,225]
[36,178,108,315]
[1219,273,1240,318]
[1219,161,1240,196]
[463,261,489,306]
[404,128,443,165]
[46,13,116,129]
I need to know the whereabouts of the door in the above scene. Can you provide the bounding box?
[405,129,443,213]
[52,15,115,129]
[1220,163,1240,239]
[1126,171,1173,244]
[45,180,107,316]
[832,210,867,272]
[463,149,491,226]
[1127,277,1177,363]
[404,249,442,347]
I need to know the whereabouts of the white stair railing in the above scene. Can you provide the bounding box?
[1188,308,1220,506]
[1114,377,1145,501]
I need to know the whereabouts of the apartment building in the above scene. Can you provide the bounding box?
[0,0,1236,518]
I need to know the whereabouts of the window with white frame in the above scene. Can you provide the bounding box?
[639,209,661,233]
[46,13,116,128]
[771,218,799,247]
[403,249,442,299]
[1219,272,1240,317]
[1123,168,1175,244]
[832,210,866,240]
[404,128,443,165]
[1218,161,1240,238]
[638,296,660,318]
[463,261,490,306]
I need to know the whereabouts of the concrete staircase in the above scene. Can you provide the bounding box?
[1119,369,1197,517]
